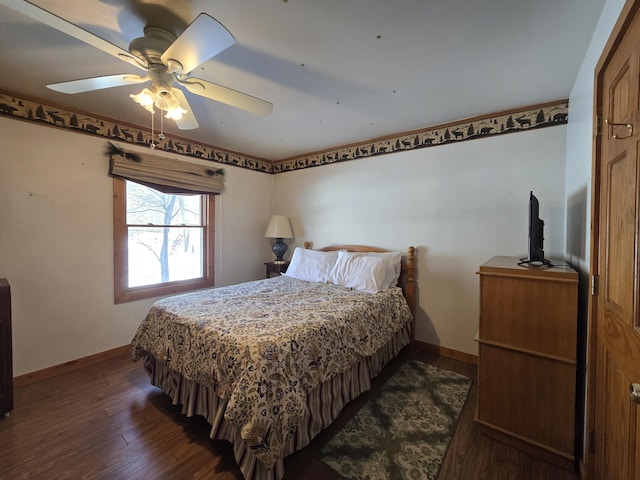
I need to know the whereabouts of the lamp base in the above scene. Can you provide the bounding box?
[271,238,288,263]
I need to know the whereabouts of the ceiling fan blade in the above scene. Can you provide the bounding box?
[47,74,149,94]
[161,13,235,75]
[0,0,146,71]
[179,77,273,117]
[171,88,199,130]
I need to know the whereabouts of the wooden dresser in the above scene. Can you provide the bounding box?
[0,278,13,417]
[475,256,578,470]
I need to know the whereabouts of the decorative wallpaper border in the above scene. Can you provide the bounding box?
[0,90,567,174]
[271,100,569,172]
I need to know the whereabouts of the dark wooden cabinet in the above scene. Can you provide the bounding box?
[0,278,13,417]
[265,261,289,278]
[475,257,578,471]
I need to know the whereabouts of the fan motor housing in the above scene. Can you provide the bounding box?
[129,26,176,65]
[147,64,175,93]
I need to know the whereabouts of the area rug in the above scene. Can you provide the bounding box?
[320,360,472,480]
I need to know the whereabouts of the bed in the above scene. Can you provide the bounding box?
[131,243,416,480]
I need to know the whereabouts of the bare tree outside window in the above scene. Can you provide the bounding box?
[125,181,204,287]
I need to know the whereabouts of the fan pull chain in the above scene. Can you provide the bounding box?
[150,109,156,149]
[160,110,165,141]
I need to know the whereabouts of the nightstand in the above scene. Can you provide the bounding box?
[265,261,289,278]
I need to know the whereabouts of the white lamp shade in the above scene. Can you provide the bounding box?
[264,215,293,238]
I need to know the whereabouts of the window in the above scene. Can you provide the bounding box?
[113,178,215,303]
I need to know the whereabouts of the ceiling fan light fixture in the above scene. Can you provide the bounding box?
[130,88,155,113]
[130,85,187,121]
[154,89,180,112]
[165,107,187,121]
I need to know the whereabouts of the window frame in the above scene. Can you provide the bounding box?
[113,178,215,304]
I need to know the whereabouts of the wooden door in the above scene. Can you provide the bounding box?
[593,3,640,479]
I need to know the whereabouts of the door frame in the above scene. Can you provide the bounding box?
[587,1,640,478]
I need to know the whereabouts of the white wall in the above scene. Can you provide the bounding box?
[274,126,567,355]
[0,117,274,376]
[565,0,625,271]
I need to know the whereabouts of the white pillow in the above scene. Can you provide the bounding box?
[327,250,358,285]
[328,250,402,290]
[284,247,339,283]
[365,251,402,289]
[328,251,389,293]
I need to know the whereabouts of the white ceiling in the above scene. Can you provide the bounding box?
[0,0,605,161]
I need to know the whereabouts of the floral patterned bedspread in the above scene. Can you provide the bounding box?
[130,275,413,468]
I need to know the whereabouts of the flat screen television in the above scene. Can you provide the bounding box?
[519,191,551,266]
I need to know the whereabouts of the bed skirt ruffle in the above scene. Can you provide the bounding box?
[142,322,410,480]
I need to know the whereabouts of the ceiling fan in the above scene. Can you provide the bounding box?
[0,0,273,130]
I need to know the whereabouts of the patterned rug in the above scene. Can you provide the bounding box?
[320,360,472,480]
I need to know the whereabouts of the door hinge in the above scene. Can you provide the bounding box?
[592,275,599,296]
[595,115,602,137]
[589,429,596,452]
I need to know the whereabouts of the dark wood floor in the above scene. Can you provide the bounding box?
[0,348,580,480]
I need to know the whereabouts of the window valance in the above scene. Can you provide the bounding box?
[107,142,224,195]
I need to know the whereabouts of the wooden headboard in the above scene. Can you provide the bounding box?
[303,242,417,338]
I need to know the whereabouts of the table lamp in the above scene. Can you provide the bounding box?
[264,215,294,263]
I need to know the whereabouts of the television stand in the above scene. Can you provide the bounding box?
[476,256,578,470]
